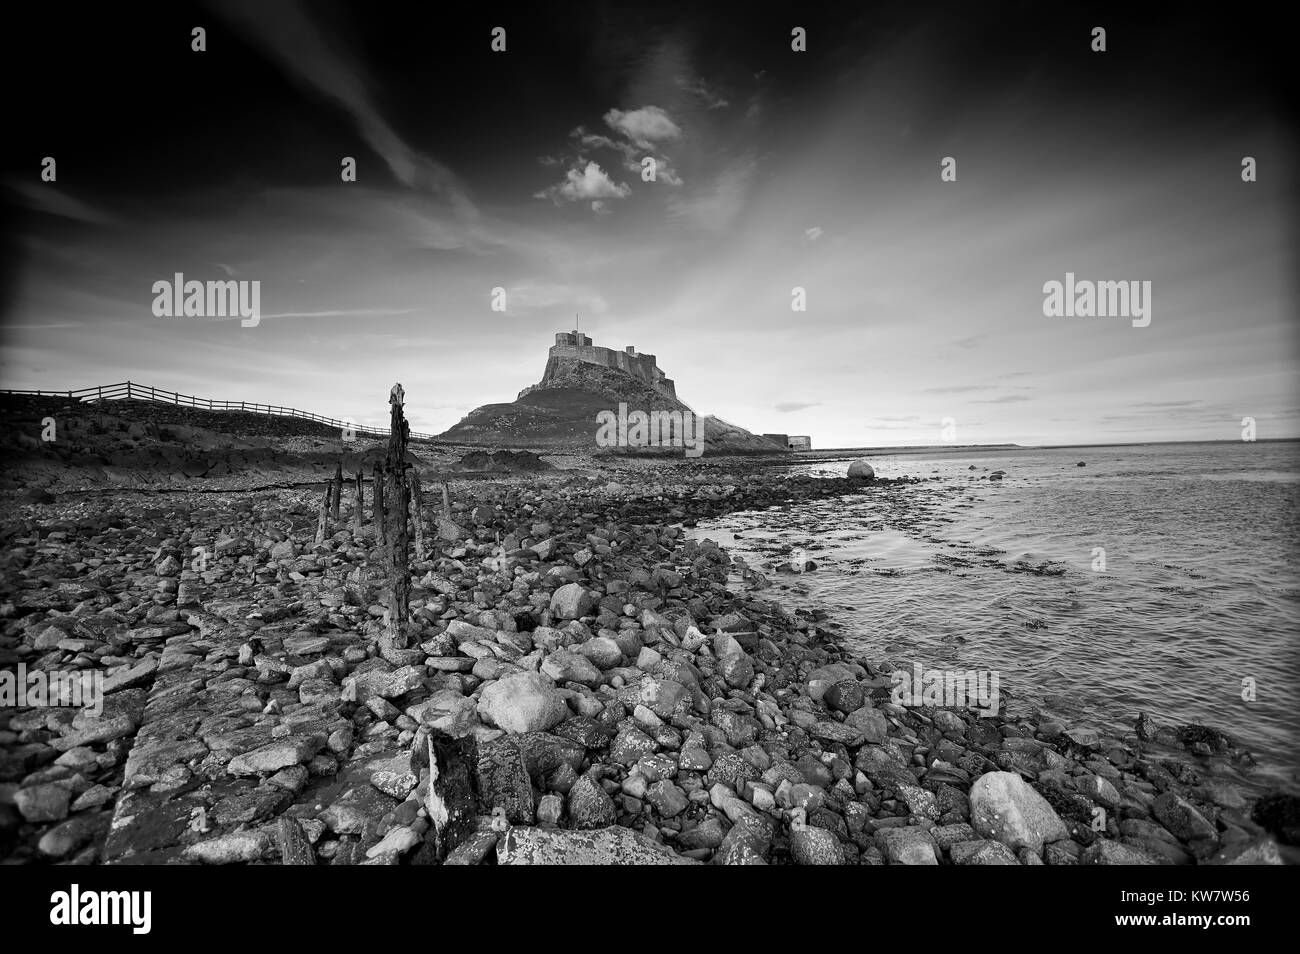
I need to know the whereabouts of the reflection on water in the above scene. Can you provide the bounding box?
[687,441,1300,791]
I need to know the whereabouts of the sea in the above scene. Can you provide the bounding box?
[686,440,1300,792]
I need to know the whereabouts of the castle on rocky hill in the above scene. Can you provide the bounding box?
[517,330,678,401]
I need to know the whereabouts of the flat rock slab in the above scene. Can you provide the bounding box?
[497,825,700,865]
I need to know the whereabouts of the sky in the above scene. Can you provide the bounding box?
[3,0,1296,447]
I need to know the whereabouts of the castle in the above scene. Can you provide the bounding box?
[518,330,678,400]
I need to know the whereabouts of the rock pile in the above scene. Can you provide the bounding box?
[0,466,1289,865]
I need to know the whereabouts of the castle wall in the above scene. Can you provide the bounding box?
[544,334,677,399]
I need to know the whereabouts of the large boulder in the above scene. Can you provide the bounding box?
[550,583,595,620]
[847,459,875,480]
[477,672,569,733]
[969,771,1070,852]
[497,825,700,865]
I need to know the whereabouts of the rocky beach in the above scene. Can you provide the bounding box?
[1,394,1293,866]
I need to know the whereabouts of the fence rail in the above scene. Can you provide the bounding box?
[0,381,438,442]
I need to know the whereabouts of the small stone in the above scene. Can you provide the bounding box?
[645,780,689,818]
[949,840,1020,865]
[1153,791,1217,842]
[536,793,564,826]
[227,735,325,776]
[875,827,938,865]
[550,583,594,620]
[15,784,71,823]
[567,775,618,829]
[791,824,845,865]
[824,679,865,713]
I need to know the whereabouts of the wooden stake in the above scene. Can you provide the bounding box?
[315,479,330,544]
[409,466,424,561]
[351,470,364,537]
[383,383,410,646]
[330,460,343,519]
[372,461,385,545]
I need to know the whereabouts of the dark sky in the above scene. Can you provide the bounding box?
[4,1,1295,444]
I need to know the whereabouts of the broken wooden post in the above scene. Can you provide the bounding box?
[409,466,424,561]
[409,726,479,865]
[383,383,411,646]
[441,480,451,519]
[351,470,364,537]
[330,460,343,519]
[277,816,316,865]
[372,461,385,545]
[314,478,330,544]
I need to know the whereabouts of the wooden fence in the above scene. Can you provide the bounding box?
[0,381,437,441]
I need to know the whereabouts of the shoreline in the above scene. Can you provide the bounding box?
[0,465,1293,865]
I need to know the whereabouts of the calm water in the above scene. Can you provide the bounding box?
[688,442,1300,791]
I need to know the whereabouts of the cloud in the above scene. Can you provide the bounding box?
[209,0,475,219]
[6,180,118,226]
[571,126,683,187]
[774,400,821,412]
[258,308,422,321]
[534,161,632,211]
[667,155,757,230]
[804,226,824,242]
[507,283,609,315]
[603,106,682,149]
[677,77,729,110]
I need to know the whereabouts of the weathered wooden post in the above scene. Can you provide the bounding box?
[409,466,424,561]
[372,461,385,545]
[315,479,330,544]
[331,460,343,519]
[351,470,364,537]
[383,383,411,647]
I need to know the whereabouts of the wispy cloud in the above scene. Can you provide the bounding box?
[677,76,729,110]
[209,0,475,218]
[7,180,118,226]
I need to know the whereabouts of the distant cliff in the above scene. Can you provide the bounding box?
[439,330,781,455]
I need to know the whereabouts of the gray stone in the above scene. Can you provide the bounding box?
[227,735,325,776]
[15,783,71,822]
[949,839,1021,865]
[498,825,699,865]
[550,583,594,620]
[969,771,1070,852]
[477,671,569,733]
[1153,791,1217,842]
[568,774,617,829]
[791,825,845,865]
[875,826,938,865]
